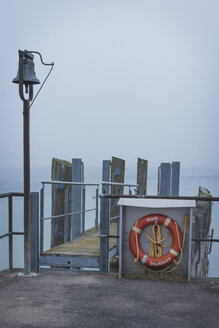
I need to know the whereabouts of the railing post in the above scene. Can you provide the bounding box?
[64,187,68,243]
[30,192,39,272]
[8,195,13,269]
[40,187,44,253]
[81,187,86,235]
[72,158,82,239]
[100,160,110,272]
[95,187,99,230]
[116,213,120,253]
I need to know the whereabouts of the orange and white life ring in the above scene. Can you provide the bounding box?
[129,214,183,268]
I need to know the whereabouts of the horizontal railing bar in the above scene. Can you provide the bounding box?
[41,180,99,187]
[99,194,219,202]
[99,234,119,239]
[102,181,138,187]
[192,238,219,242]
[42,208,97,221]
[109,215,119,222]
[0,192,24,199]
[0,232,10,239]
[0,232,24,239]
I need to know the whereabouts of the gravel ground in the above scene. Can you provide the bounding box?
[0,270,218,328]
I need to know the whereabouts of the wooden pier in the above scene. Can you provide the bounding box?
[38,156,144,271]
[40,223,118,269]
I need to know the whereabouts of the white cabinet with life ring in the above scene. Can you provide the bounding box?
[117,198,196,280]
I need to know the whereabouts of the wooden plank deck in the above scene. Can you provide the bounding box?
[41,222,117,257]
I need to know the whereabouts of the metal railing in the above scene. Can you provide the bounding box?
[99,194,219,201]
[0,192,24,269]
[40,181,99,252]
[99,193,219,275]
[100,182,139,271]
[102,181,138,197]
[101,181,138,223]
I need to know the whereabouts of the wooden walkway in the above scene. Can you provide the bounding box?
[41,223,117,258]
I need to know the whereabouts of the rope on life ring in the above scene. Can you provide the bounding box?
[129,214,184,268]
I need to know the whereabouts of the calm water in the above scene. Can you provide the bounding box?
[0,165,218,276]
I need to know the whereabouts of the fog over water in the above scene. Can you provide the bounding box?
[0,0,219,169]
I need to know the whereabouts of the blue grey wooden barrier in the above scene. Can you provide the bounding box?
[72,158,82,239]
[157,162,180,196]
[171,162,180,196]
[100,160,111,272]
[30,192,39,272]
[157,163,171,196]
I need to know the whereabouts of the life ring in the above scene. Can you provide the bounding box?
[129,214,183,268]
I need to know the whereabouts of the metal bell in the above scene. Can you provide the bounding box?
[12,55,40,87]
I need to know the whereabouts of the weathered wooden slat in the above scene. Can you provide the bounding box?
[72,158,82,240]
[137,158,148,195]
[110,157,125,218]
[51,158,72,248]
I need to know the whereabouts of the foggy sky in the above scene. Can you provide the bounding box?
[1,0,219,169]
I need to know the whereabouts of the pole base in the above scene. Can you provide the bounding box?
[17,272,38,278]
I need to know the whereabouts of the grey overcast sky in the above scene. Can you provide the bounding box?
[0,0,219,169]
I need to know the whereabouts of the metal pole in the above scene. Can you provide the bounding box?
[64,187,68,243]
[82,187,86,235]
[95,187,98,230]
[23,99,31,275]
[40,186,44,253]
[8,195,13,269]
[188,207,193,281]
[119,205,123,278]
[100,160,110,272]
[13,49,53,277]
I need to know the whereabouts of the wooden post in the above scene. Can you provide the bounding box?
[30,192,39,272]
[71,159,83,240]
[51,158,72,248]
[100,160,110,272]
[110,157,125,218]
[191,187,212,277]
[137,158,148,195]
[171,162,180,196]
[157,163,171,196]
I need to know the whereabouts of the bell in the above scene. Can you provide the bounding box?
[12,55,40,92]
